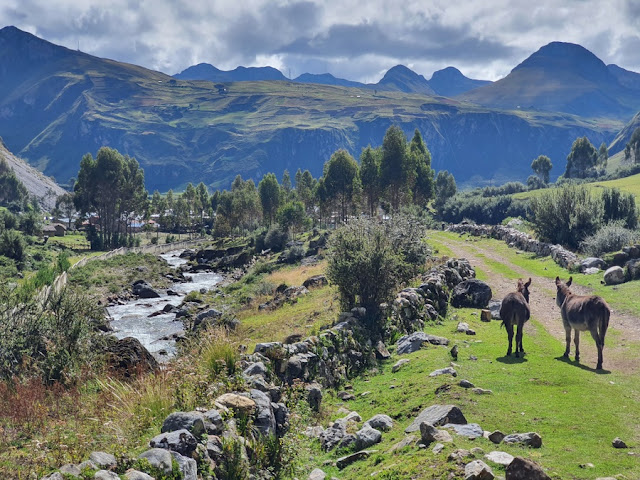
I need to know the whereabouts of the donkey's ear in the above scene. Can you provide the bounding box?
[567,277,573,287]
[555,276,560,285]
[525,278,532,287]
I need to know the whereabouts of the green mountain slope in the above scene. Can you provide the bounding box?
[460,42,640,120]
[609,111,640,155]
[0,27,622,191]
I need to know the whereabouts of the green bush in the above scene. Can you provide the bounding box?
[440,194,528,225]
[602,187,637,229]
[580,222,639,256]
[530,185,604,249]
[264,224,289,252]
[0,229,25,262]
[279,245,305,264]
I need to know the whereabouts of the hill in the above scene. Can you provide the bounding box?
[174,63,287,82]
[609,111,640,155]
[460,42,640,120]
[375,64,435,95]
[0,26,621,191]
[428,66,491,97]
[0,140,65,210]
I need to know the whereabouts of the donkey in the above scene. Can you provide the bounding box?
[500,278,531,357]
[555,277,610,370]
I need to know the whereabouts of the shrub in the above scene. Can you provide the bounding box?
[580,222,639,256]
[279,245,305,264]
[264,224,289,252]
[0,229,25,262]
[602,187,637,229]
[440,194,528,225]
[327,215,429,331]
[197,327,239,378]
[530,185,604,249]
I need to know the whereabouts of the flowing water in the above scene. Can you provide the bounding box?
[106,250,223,359]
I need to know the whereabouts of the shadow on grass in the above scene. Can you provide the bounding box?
[496,354,528,364]
[554,355,611,374]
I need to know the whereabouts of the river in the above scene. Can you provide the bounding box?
[106,250,223,359]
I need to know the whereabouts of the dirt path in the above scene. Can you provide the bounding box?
[438,234,640,373]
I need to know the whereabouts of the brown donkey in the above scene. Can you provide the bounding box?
[500,278,531,357]
[555,277,610,370]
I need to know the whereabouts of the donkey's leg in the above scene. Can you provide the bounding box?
[563,324,571,358]
[516,321,524,356]
[590,329,603,370]
[506,322,514,356]
[574,330,580,363]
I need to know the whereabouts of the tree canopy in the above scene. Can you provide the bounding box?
[531,155,553,184]
[564,137,598,178]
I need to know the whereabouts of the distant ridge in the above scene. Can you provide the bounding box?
[293,72,366,89]
[428,67,491,97]
[174,63,287,82]
[459,41,640,119]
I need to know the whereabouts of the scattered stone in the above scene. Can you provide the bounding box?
[451,279,492,308]
[464,460,494,480]
[375,340,391,360]
[488,301,502,320]
[420,422,454,445]
[472,388,493,395]
[89,452,117,470]
[392,358,410,373]
[432,443,445,454]
[356,425,382,450]
[488,431,505,444]
[435,384,451,395]
[450,344,458,359]
[250,389,277,436]
[306,383,323,412]
[389,435,418,452]
[397,332,449,355]
[336,450,374,469]
[405,404,467,433]
[444,423,484,439]
[579,463,595,469]
[94,471,120,480]
[505,456,551,480]
[124,471,154,480]
[138,448,173,475]
[364,414,393,432]
[149,429,198,456]
[584,267,601,275]
[502,432,542,448]
[42,474,64,480]
[430,367,457,377]
[215,393,256,414]
[485,451,514,466]
[604,266,625,285]
[613,437,628,448]
[308,468,327,480]
[582,257,606,272]
[105,336,159,375]
[448,449,473,462]
[457,322,472,333]
[132,280,161,298]
[459,380,475,388]
[59,464,82,477]
[480,309,492,322]
[337,391,355,401]
[203,409,225,435]
[302,275,328,289]
[469,355,478,361]
[243,361,267,377]
[170,452,197,480]
[161,411,206,437]
[304,426,325,439]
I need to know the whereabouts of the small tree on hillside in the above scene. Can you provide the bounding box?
[564,137,598,178]
[360,146,381,216]
[323,149,360,223]
[258,173,281,226]
[598,142,609,168]
[410,129,435,205]
[624,127,640,164]
[531,155,553,184]
[434,170,457,212]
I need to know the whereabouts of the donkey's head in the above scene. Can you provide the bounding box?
[516,278,532,303]
[555,276,572,307]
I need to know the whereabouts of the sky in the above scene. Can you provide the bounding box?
[2,0,640,83]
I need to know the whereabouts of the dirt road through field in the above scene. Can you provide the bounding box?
[436,234,640,373]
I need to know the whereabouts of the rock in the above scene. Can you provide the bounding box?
[303,275,328,289]
[485,451,514,466]
[161,411,206,437]
[59,464,82,476]
[488,300,502,320]
[308,468,327,480]
[450,344,459,359]
[89,452,117,470]
[626,258,640,280]
[124,471,154,480]
[612,437,628,448]
[464,460,494,480]
[320,422,347,451]
[132,280,161,298]
[304,425,325,438]
[604,266,625,285]
[355,425,382,450]
[104,337,159,376]
[420,422,453,444]
[584,267,601,275]
[432,443,445,454]
[94,471,120,480]
[448,449,473,462]
[216,393,256,414]
[364,414,393,432]
[170,451,197,480]
[488,430,505,444]
[472,388,493,395]
[502,432,542,448]
[480,309,492,322]
[444,423,484,438]
[505,456,551,480]
[336,450,373,469]
[254,342,283,355]
[343,411,362,423]
[374,340,391,360]
[581,257,606,272]
[250,389,276,436]
[389,434,418,452]
[459,379,475,388]
[138,448,173,475]
[243,361,267,377]
[406,404,467,433]
[193,308,223,329]
[149,429,198,456]
[42,474,64,480]
[337,391,355,401]
[451,279,492,308]
[306,383,323,411]
[396,332,449,355]
[78,460,98,471]
[392,358,410,372]
[203,409,225,435]
[457,322,472,333]
[429,367,457,377]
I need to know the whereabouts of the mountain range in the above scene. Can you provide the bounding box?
[0,25,637,192]
[175,62,489,97]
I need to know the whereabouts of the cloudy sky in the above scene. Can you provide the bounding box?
[2,0,640,82]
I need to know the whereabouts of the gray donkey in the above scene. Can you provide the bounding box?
[555,277,610,370]
[500,278,531,357]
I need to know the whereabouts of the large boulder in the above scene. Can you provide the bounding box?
[505,457,551,480]
[161,411,206,437]
[397,332,449,355]
[149,429,198,456]
[216,393,256,414]
[138,448,173,475]
[464,460,494,480]
[364,414,393,432]
[405,405,467,433]
[303,275,328,289]
[604,266,625,285]
[250,389,276,436]
[104,337,159,376]
[581,257,606,272]
[625,258,640,281]
[451,279,492,308]
[355,425,382,450]
[170,452,197,480]
[502,432,542,448]
[132,280,161,298]
[89,452,117,470]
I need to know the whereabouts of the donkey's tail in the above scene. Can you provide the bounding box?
[600,304,610,346]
